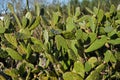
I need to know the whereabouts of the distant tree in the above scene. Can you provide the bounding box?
[26,0,29,11]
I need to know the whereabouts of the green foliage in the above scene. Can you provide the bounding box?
[4,34,18,48]
[55,35,68,52]
[0,15,10,33]
[0,2,120,80]
[85,36,107,52]
[104,50,116,63]
[73,61,85,78]
[0,21,6,33]
[5,48,23,60]
[66,17,75,31]
[63,72,83,80]
[86,63,105,80]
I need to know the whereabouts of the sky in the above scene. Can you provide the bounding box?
[0,0,82,14]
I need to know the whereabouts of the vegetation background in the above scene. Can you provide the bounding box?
[0,0,120,80]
